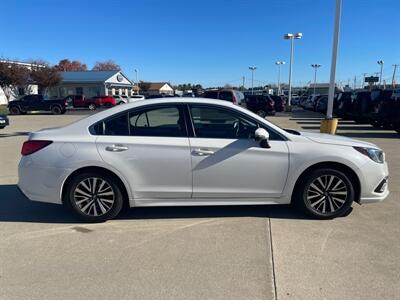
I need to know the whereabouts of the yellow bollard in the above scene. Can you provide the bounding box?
[320,118,338,134]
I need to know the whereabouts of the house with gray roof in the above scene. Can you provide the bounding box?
[48,70,135,99]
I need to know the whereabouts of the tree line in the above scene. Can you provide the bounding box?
[0,59,120,103]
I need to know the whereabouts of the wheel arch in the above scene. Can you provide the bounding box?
[291,161,361,204]
[61,166,130,207]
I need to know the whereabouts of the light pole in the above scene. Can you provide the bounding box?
[275,61,285,95]
[248,66,257,94]
[311,64,321,96]
[392,64,399,88]
[284,32,303,111]
[377,60,384,87]
[134,69,139,94]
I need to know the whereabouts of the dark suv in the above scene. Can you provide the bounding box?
[244,95,275,117]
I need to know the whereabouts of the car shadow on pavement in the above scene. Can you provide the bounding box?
[0,131,30,138]
[0,184,311,223]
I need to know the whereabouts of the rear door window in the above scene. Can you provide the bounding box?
[129,106,186,137]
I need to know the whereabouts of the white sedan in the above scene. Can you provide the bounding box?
[18,98,389,222]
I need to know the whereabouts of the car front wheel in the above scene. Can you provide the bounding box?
[88,104,97,111]
[295,168,354,219]
[64,172,124,222]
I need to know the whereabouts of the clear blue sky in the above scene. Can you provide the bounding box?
[1,0,399,87]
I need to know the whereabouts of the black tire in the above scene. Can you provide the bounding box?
[118,101,125,105]
[104,103,113,108]
[51,105,62,115]
[294,168,354,219]
[0,126,5,129]
[88,104,97,111]
[9,106,21,115]
[64,171,124,222]
[371,120,382,128]
[256,110,266,118]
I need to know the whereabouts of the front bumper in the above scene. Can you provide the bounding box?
[358,160,389,204]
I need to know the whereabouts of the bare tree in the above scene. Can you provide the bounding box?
[92,60,121,71]
[29,60,61,95]
[0,61,30,103]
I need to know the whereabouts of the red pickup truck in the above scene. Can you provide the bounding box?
[65,95,117,110]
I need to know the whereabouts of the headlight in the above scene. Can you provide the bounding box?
[353,147,385,163]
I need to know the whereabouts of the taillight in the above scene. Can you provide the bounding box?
[232,94,237,104]
[21,140,53,156]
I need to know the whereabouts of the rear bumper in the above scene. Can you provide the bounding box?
[18,157,70,204]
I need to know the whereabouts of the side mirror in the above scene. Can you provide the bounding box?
[254,128,271,148]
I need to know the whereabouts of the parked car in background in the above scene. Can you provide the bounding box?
[129,95,145,101]
[270,95,286,112]
[369,89,399,130]
[65,95,98,110]
[315,96,328,113]
[0,114,9,129]
[244,94,275,117]
[8,94,68,115]
[113,95,130,105]
[18,98,389,222]
[291,94,300,105]
[88,96,117,109]
[345,90,374,123]
[303,95,319,110]
[203,89,245,105]
[334,91,354,119]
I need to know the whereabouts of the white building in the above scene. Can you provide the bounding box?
[48,71,134,99]
[0,60,42,105]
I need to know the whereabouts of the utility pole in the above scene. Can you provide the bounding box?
[353,75,357,90]
[242,76,245,91]
[392,64,399,88]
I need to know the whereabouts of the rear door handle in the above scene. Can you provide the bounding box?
[192,148,214,156]
[105,144,128,152]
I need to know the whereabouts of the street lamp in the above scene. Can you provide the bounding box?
[275,61,285,95]
[284,32,303,110]
[377,60,384,87]
[134,69,139,94]
[248,66,257,94]
[311,64,322,96]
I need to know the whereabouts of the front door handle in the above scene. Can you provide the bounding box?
[105,144,128,152]
[192,148,214,156]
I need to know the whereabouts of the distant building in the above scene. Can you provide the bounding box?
[0,60,43,105]
[139,82,174,96]
[308,83,343,95]
[47,70,134,99]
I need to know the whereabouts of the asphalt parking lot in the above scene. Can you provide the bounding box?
[0,109,399,300]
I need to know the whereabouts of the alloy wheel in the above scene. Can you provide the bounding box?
[73,177,115,216]
[306,175,348,214]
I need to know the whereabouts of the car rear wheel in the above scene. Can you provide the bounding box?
[9,106,21,115]
[64,172,124,222]
[256,110,266,118]
[51,105,62,115]
[295,168,354,219]
[104,103,113,108]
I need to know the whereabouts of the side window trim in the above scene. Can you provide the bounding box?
[187,103,286,141]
